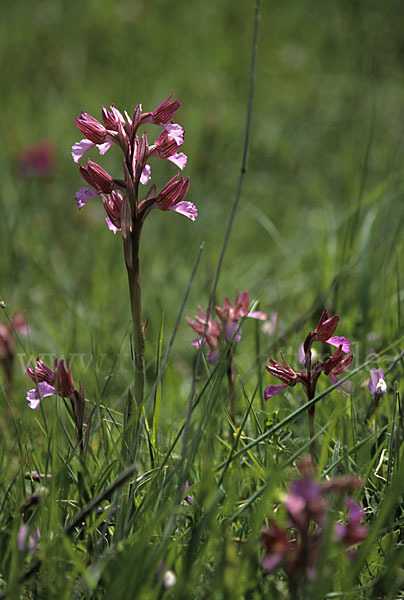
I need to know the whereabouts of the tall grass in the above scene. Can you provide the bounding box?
[0,0,403,598]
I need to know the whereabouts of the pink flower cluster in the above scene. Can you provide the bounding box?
[264,308,353,400]
[26,357,91,456]
[187,290,267,365]
[72,94,196,233]
[261,457,367,583]
[26,357,76,410]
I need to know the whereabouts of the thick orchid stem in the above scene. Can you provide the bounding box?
[127,224,145,412]
[122,213,145,461]
[307,375,317,460]
[308,404,316,455]
[305,349,316,457]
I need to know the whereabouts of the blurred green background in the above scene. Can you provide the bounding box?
[1,0,404,422]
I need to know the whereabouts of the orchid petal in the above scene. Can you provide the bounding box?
[346,498,364,524]
[72,139,95,163]
[75,187,99,209]
[329,374,353,396]
[206,350,219,365]
[327,336,350,353]
[298,344,306,365]
[167,152,187,170]
[264,384,288,400]
[248,310,267,321]
[226,320,241,343]
[369,368,386,396]
[191,337,202,348]
[168,201,197,221]
[105,217,120,234]
[140,164,151,185]
[27,381,56,410]
[162,123,184,145]
[97,141,113,155]
[262,553,283,572]
[17,525,29,551]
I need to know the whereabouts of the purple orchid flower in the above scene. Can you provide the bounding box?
[264,308,353,446]
[72,95,196,232]
[261,456,367,590]
[26,357,91,457]
[264,308,352,402]
[187,290,267,365]
[368,368,387,396]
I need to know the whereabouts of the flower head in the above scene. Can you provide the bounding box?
[183,481,194,503]
[215,290,267,342]
[261,521,293,573]
[265,307,352,401]
[26,357,75,408]
[286,477,327,530]
[186,307,221,365]
[369,368,387,396]
[103,191,124,234]
[260,456,367,584]
[150,128,185,160]
[266,353,299,386]
[334,498,368,549]
[102,104,128,130]
[187,291,267,365]
[73,95,196,230]
[25,357,91,456]
[305,308,350,353]
[57,360,75,397]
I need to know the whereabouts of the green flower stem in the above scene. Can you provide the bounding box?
[127,221,145,429]
[122,164,145,456]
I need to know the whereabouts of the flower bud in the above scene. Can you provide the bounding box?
[79,160,114,194]
[75,112,108,144]
[314,308,339,341]
[27,358,55,385]
[57,360,75,397]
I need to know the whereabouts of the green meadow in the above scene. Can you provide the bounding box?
[0,0,403,597]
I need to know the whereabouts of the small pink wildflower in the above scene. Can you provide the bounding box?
[215,290,267,342]
[261,456,367,588]
[187,290,267,365]
[26,358,76,408]
[368,368,387,396]
[26,358,91,456]
[186,307,221,365]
